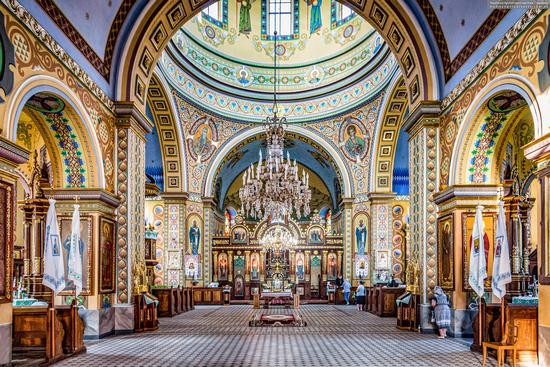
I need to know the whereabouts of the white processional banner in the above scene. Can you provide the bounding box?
[42,198,66,293]
[468,205,487,298]
[492,201,512,300]
[67,204,83,295]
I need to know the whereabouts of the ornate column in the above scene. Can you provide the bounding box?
[228,251,234,280]
[0,137,29,366]
[341,198,354,282]
[368,192,395,283]
[524,133,550,366]
[212,251,219,282]
[322,251,328,282]
[244,250,251,282]
[202,197,216,285]
[160,192,187,285]
[305,250,311,282]
[114,102,153,331]
[403,102,440,329]
[259,251,265,282]
[336,251,343,278]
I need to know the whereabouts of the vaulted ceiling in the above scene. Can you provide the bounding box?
[20,0,528,97]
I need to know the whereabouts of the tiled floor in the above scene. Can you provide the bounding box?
[54,305,497,367]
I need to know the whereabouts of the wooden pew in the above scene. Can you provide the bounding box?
[55,305,86,355]
[152,287,177,317]
[375,287,406,317]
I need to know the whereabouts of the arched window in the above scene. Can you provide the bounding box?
[261,0,299,40]
[331,1,356,28]
[201,0,229,29]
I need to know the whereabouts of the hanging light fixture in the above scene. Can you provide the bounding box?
[239,30,312,222]
[260,225,298,253]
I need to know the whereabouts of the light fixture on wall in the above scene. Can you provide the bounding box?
[239,30,311,222]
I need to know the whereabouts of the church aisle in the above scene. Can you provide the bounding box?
[54,305,494,367]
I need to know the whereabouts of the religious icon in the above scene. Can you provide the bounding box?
[307,0,323,34]
[234,274,245,297]
[232,227,247,243]
[345,125,365,158]
[296,252,305,280]
[224,209,231,236]
[355,254,369,278]
[327,253,337,280]
[308,227,323,244]
[99,218,116,293]
[437,214,454,290]
[250,253,260,280]
[218,253,228,281]
[185,255,199,279]
[188,216,202,256]
[376,251,389,270]
[238,0,254,35]
[462,212,496,290]
[192,126,211,157]
[355,218,367,255]
[235,66,252,87]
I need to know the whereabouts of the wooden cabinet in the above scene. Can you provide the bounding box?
[376,287,406,317]
[55,305,86,355]
[192,287,223,305]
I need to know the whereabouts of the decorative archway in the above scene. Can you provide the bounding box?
[146,72,188,192]
[115,0,439,114]
[370,73,409,192]
[6,77,105,188]
[449,76,543,185]
[203,125,353,198]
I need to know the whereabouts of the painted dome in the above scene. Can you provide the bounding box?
[159,0,398,122]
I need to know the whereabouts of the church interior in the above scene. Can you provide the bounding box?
[0,0,549,366]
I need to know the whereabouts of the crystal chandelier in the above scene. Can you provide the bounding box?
[260,225,297,253]
[239,30,311,221]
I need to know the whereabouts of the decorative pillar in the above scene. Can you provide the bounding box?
[203,197,216,285]
[0,137,29,366]
[212,251,219,282]
[404,102,440,329]
[228,251,234,280]
[289,250,296,282]
[305,250,311,282]
[322,251,328,282]
[336,251,343,278]
[341,198,353,282]
[244,251,250,282]
[161,192,187,285]
[259,251,265,282]
[368,193,395,283]
[524,133,550,366]
[114,103,153,332]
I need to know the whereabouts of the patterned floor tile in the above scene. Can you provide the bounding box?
[54,305,500,367]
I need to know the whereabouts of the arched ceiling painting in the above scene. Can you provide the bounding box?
[159,0,397,122]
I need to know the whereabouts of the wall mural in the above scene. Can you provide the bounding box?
[187,214,202,256]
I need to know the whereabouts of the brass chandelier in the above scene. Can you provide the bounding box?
[259,225,298,253]
[239,30,311,221]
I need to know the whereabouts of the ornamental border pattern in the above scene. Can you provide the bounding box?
[441,8,542,110]
[3,0,115,110]
[116,127,129,304]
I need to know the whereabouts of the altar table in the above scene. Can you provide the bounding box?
[260,291,293,309]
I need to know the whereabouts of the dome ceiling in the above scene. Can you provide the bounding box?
[159,0,398,123]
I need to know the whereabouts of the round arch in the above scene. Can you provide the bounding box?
[203,125,353,198]
[147,71,188,193]
[5,75,105,189]
[114,0,439,114]
[449,75,542,186]
[369,72,409,192]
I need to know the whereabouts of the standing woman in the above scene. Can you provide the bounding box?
[431,286,451,338]
[356,281,366,311]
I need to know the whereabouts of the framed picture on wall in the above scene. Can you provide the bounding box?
[462,212,496,291]
[59,215,93,295]
[99,217,116,293]
[437,214,454,290]
[0,180,14,303]
[375,250,389,270]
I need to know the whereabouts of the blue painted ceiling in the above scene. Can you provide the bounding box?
[216,137,340,210]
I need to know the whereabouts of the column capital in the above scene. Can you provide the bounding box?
[114,101,153,138]
[367,192,396,204]
[0,136,29,168]
[202,196,217,208]
[160,191,189,202]
[433,184,500,212]
[403,101,441,136]
[524,131,550,165]
[340,197,354,208]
